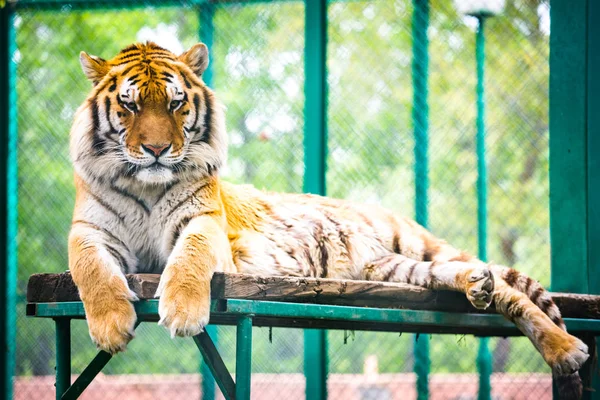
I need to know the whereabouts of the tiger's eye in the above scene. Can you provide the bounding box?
[123,101,137,113]
[170,100,182,111]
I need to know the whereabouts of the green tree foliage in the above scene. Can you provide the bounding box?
[13,0,551,379]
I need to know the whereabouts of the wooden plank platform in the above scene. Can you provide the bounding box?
[26,272,600,319]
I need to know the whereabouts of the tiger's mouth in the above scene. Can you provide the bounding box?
[135,162,175,184]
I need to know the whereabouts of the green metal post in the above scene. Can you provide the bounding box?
[199,7,216,399]
[550,0,600,398]
[411,1,430,399]
[303,0,328,399]
[235,316,253,400]
[199,3,215,89]
[55,319,71,400]
[475,16,492,400]
[200,326,217,400]
[0,4,17,400]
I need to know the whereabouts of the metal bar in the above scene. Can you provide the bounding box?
[474,15,491,400]
[304,330,328,400]
[28,300,600,333]
[0,4,17,400]
[587,0,600,397]
[193,328,235,400]
[61,351,112,400]
[199,3,215,89]
[411,0,430,398]
[55,318,71,400]
[61,321,141,400]
[549,0,588,294]
[303,0,329,398]
[198,8,217,399]
[235,315,253,400]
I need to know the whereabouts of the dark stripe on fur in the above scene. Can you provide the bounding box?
[168,182,209,216]
[90,99,105,156]
[530,286,544,305]
[88,192,124,223]
[104,97,118,134]
[314,222,328,278]
[110,184,150,214]
[191,93,200,130]
[180,71,192,89]
[104,243,130,272]
[555,373,583,400]
[504,268,520,287]
[199,86,213,144]
[72,220,129,251]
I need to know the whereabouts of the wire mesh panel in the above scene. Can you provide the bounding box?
[11,0,552,399]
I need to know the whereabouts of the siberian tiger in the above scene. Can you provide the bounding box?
[69,42,587,398]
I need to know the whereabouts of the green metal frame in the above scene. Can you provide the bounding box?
[0,3,17,400]
[550,0,600,398]
[303,0,329,398]
[411,1,430,398]
[26,297,600,399]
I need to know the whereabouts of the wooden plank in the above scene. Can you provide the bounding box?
[26,273,600,319]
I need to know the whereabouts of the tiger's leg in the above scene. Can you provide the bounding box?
[155,215,234,338]
[427,242,589,378]
[362,253,495,309]
[363,253,588,376]
[69,222,138,354]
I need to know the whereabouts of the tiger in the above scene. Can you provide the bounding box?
[68,42,588,398]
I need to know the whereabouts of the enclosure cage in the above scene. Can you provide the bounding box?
[1,0,599,399]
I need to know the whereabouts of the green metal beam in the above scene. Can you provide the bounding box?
[550,1,600,398]
[235,316,253,400]
[549,0,589,295]
[303,0,328,398]
[411,0,430,398]
[193,329,235,400]
[474,15,491,400]
[28,299,600,333]
[55,319,71,400]
[0,4,17,400]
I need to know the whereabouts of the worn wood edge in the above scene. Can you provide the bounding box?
[26,272,600,319]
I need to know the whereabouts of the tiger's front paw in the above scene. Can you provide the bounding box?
[155,269,211,338]
[85,290,138,354]
[466,265,494,310]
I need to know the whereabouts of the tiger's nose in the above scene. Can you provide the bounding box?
[141,143,171,157]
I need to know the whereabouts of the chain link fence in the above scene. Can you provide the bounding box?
[11,0,551,398]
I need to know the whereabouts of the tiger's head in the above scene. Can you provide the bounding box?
[70,42,226,186]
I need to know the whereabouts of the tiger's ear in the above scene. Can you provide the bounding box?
[178,43,209,77]
[79,52,109,86]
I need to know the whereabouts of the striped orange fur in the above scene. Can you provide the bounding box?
[68,42,587,397]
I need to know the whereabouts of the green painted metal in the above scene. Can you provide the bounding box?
[304,330,328,400]
[199,3,215,89]
[411,0,430,398]
[198,9,217,399]
[586,0,600,397]
[549,0,588,295]
[474,15,491,400]
[55,319,71,400]
[303,0,329,398]
[193,328,235,400]
[0,4,17,400]
[29,299,600,333]
[61,350,112,400]
[235,316,253,400]
[303,0,328,197]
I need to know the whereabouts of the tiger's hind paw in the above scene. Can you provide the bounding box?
[466,266,494,310]
[549,336,589,376]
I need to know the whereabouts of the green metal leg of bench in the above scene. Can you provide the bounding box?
[55,318,71,400]
[60,322,141,400]
[193,328,236,400]
[236,315,253,400]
